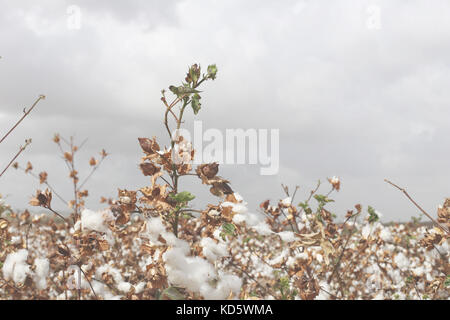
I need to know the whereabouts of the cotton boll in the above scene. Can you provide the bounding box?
[361,224,372,239]
[379,227,392,242]
[232,214,246,224]
[145,217,167,242]
[81,209,113,234]
[96,265,124,285]
[231,193,244,202]
[33,258,50,290]
[281,197,292,206]
[10,236,21,245]
[222,202,248,215]
[135,282,146,294]
[200,237,228,263]
[2,249,31,284]
[164,247,216,293]
[412,266,424,277]
[277,231,296,242]
[117,281,132,293]
[200,273,242,300]
[251,222,273,236]
[393,252,409,270]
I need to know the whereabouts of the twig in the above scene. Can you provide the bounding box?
[384,179,448,234]
[18,165,67,204]
[327,214,358,284]
[79,267,98,300]
[319,286,339,300]
[291,186,300,203]
[0,140,31,178]
[77,156,106,190]
[46,206,69,224]
[0,95,45,145]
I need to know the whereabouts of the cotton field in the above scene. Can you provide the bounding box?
[0,191,448,300]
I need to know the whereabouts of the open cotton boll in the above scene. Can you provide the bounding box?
[200,273,242,300]
[361,224,372,239]
[143,217,190,253]
[200,237,228,262]
[117,281,132,293]
[145,217,167,243]
[277,231,296,242]
[251,221,273,236]
[33,258,50,290]
[163,247,216,293]
[81,209,115,245]
[81,209,113,234]
[379,227,392,242]
[96,265,124,285]
[393,252,409,270]
[281,197,292,206]
[232,210,262,227]
[10,236,21,245]
[2,249,31,284]
[222,202,248,215]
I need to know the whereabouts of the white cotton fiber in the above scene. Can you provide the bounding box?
[200,273,242,300]
[393,252,409,270]
[200,237,228,262]
[277,231,296,242]
[2,249,31,284]
[163,247,216,293]
[33,258,50,289]
[281,197,292,206]
[81,209,113,234]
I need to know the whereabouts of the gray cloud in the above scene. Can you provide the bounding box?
[1,0,450,221]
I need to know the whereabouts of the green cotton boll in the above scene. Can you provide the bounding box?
[207,64,217,80]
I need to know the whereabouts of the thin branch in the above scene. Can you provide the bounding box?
[79,267,98,300]
[319,286,339,300]
[18,165,67,204]
[291,186,300,203]
[384,179,448,234]
[77,156,106,190]
[46,206,69,224]
[0,140,31,178]
[0,95,45,145]
[327,214,358,284]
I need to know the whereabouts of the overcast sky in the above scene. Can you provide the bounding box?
[1,0,450,221]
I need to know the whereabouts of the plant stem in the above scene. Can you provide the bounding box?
[384,179,449,234]
[0,95,44,145]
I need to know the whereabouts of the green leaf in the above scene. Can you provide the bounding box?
[168,85,201,97]
[367,206,379,223]
[298,201,309,210]
[220,222,236,240]
[191,93,201,115]
[445,275,450,287]
[170,191,195,203]
[314,194,334,204]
